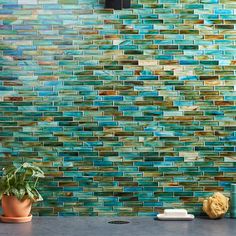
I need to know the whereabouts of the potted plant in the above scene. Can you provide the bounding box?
[0,162,44,223]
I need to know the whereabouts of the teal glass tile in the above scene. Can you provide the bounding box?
[0,0,235,217]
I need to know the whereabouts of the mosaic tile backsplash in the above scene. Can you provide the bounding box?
[0,0,236,216]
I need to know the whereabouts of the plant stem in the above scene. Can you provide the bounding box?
[22,172,26,182]
[34,177,39,188]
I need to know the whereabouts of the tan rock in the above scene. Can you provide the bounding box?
[202,192,229,219]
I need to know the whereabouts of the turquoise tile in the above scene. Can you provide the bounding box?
[0,0,235,217]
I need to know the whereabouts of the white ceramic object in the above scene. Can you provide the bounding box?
[157,209,194,221]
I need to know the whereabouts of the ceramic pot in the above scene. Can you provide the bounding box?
[2,195,32,217]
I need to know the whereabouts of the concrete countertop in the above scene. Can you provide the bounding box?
[0,217,235,236]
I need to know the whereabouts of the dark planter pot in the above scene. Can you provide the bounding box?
[105,0,131,10]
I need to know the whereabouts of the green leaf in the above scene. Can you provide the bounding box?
[10,187,21,200]
[18,186,26,200]
[22,163,31,168]
[3,166,17,176]
[0,177,10,195]
[25,183,35,201]
[0,162,44,201]
[23,163,44,174]
[31,187,43,202]
[34,172,45,178]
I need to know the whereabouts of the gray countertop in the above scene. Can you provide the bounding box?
[0,217,235,236]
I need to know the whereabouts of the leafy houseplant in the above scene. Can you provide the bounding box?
[0,162,44,223]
